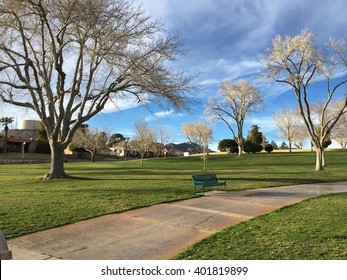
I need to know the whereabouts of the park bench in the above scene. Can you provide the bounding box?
[192,174,226,195]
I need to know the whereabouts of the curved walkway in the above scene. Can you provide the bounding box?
[8,181,347,260]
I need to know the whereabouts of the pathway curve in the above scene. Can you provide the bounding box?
[8,181,347,260]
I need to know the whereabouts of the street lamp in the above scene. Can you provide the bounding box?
[21,142,26,163]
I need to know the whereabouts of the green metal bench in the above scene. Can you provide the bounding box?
[192,174,226,194]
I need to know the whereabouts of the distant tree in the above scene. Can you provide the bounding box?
[292,124,307,149]
[182,122,213,170]
[265,144,274,153]
[218,139,239,154]
[246,125,263,152]
[280,142,289,150]
[108,134,125,147]
[72,126,108,162]
[263,29,347,170]
[270,141,279,150]
[206,79,263,157]
[332,113,347,148]
[243,141,257,154]
[131,120,154,167]
[273,108,300,152]
[151,125,172,157]
[0,116,14,153]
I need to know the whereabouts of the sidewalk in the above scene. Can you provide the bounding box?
[7,181,347,260]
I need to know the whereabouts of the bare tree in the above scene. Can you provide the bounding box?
[130,120,154,167]
[263,29,347,170]
[332,113,347,148]
[182,121,213,170]
[292,124,308,149]
[0,0,194,178]
[151,124,172,157]
[71,126,109,162]
[205,79,263,157]
[273,108,301,152]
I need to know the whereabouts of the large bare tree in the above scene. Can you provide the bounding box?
[0,0,194,178]
[263,29,347,170]
[205,79,263,157]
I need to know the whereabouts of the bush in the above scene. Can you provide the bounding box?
[243,141,263,154]
[265,144,274,153]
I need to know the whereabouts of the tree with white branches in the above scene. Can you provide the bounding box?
[263,29,347,170]
[205,79,263,157]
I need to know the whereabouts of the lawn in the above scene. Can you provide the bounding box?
[174,193,347,260]
[0,150,346,239]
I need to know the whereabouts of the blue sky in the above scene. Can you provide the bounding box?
[5,0,347,150]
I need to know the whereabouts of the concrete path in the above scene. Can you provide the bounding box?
[7,181,347,260]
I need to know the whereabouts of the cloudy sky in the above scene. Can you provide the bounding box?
[4,0,347,149]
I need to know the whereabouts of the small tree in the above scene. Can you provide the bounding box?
[182,122,213,170]
[131,120,154,167]
[151,124,172,157]
[218,139,239,154]
[332,113,347,148]
[72,126,109,162]
[265,144,274,153]
[246,125,263,153]
[273,108,301,152]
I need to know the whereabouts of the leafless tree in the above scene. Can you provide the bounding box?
[151,124,172,157]
[292,124,308,149]
[0,0,195,178]
[205,79,263,157]
[332,114,347,148]
[130,120,154,167]
[182,121,213,170]
[273,108,301,152]
[71,126,109,162]
[263,29,347,170]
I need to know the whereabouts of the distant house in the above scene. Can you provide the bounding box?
[0,129,38,153]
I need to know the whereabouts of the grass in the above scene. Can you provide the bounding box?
[0,150,346,240]
[174,193,347,260]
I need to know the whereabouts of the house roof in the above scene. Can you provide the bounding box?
[2,129,38,142]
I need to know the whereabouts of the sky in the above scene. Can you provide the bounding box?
[3,0,347,150]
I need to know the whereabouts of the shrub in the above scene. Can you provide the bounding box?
[265,144,274,153]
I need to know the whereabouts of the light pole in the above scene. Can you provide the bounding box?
[21,142,26,163]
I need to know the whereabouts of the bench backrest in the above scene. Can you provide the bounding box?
[192,174,218,183]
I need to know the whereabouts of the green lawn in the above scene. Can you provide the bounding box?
[174,193,347,260]
[0,150,346,239]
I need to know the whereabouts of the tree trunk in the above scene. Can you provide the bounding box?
[237,130,243,157]
[315,147,324,171]
[289,141,292,153]
[45,142,69,179]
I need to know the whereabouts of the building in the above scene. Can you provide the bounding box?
[0,129,39,153]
